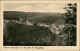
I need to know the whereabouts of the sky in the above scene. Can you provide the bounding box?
[4,3,68,13]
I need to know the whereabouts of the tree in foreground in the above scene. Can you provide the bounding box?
[64,3,77,46]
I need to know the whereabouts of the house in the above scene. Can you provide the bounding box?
[25,21,33,25]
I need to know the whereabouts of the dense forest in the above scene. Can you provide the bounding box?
[4,11,65,24]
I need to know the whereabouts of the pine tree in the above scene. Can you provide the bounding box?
[64,3,77,46]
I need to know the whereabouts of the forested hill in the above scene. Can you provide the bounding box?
[4,11,65,24]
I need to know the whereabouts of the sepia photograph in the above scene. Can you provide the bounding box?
[2,1,77,47]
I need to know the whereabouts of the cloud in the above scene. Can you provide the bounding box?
[37,4,44,8]
[15,5,33,11]
[5,4,66,13]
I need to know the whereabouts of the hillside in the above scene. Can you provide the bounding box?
[4,21,56,46]
[4,11,65,24]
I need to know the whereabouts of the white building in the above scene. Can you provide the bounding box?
[25,21,33,25]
